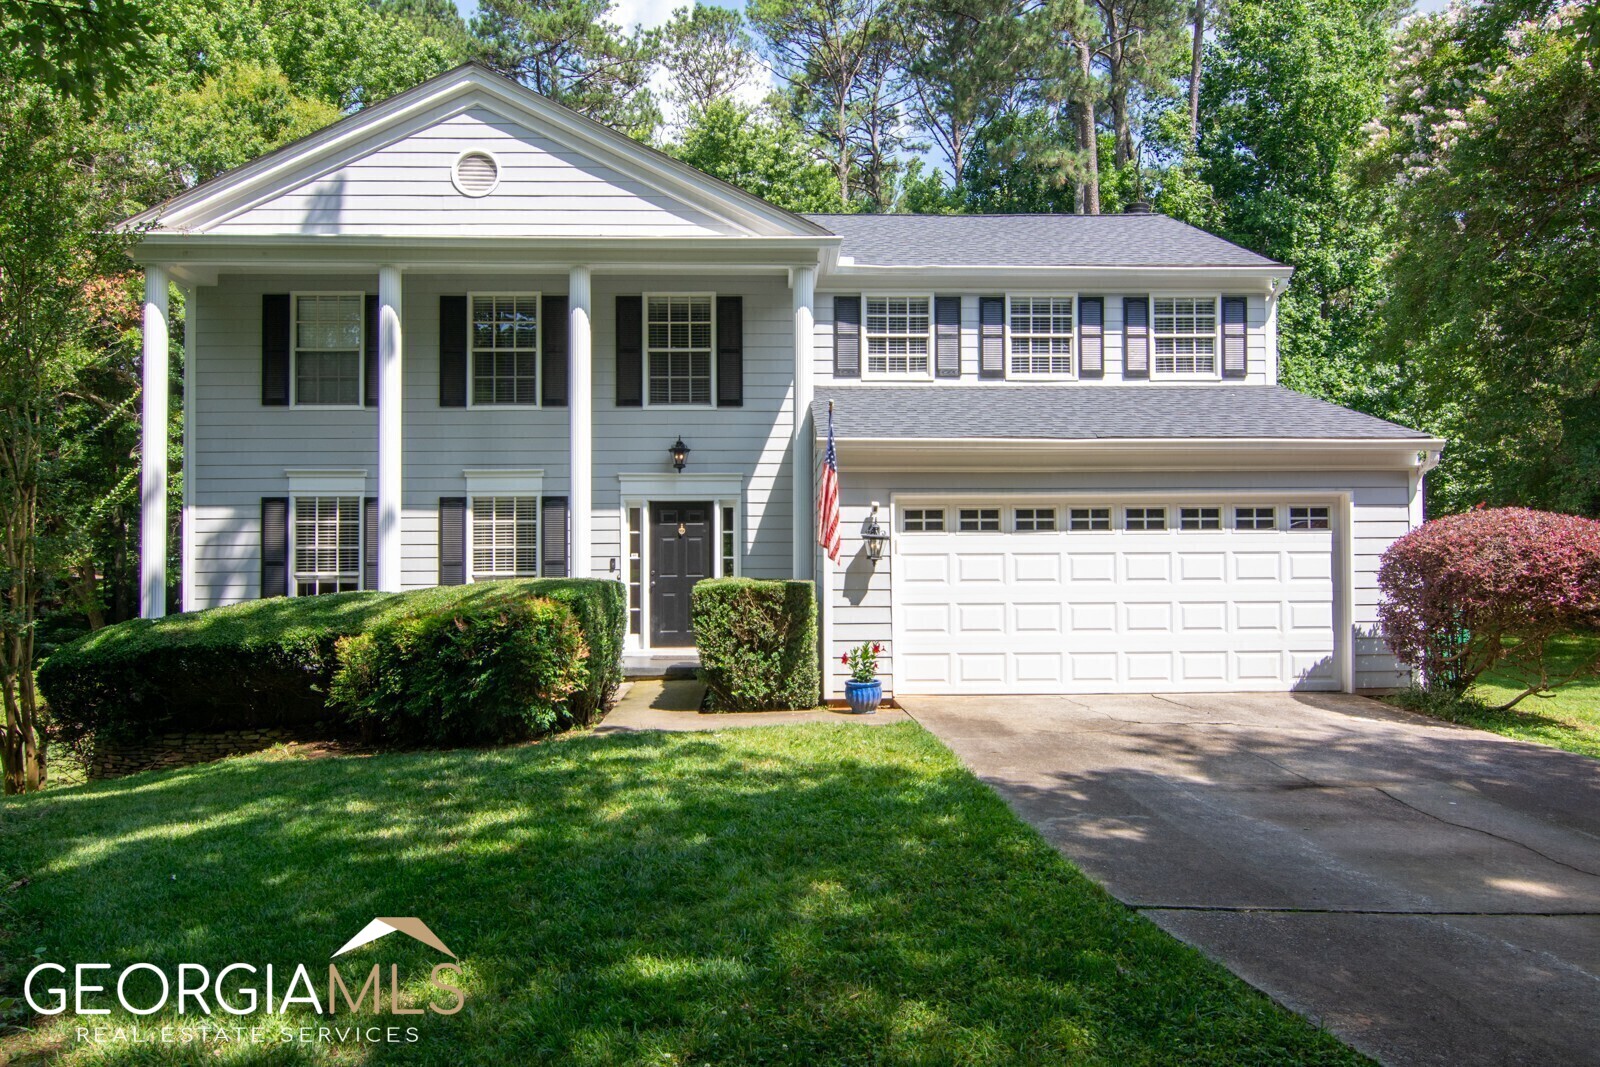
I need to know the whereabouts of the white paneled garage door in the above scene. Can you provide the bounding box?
[893,499,1338,694]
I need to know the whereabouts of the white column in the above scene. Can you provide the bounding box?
[139,266,170,619]
[568,266,593,578]
[377,265,404,592]
[180,285,196,612]
[791,265,817,579]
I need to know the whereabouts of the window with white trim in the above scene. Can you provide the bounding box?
[293,294,362,406]
[646,294,714,405]
[1235,506,1276,530]
[1069,507,1111,531]
[627,507,642,635]
[1180,506,1222,531]
[293,497,360,595]
[958,507,1000,532]
[1125,506,1167,531]
[1289,505,1331,530]
[471,294,539,405]
[864,296,931,378]
[1007,296,1074,377]
[903,508,944,532]
[1153,297,1217,376]
[471,497,539,579]
[1014,506,1057,531]
[721,505,736,577]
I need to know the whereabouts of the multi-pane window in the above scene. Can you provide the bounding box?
[721,505,736,577]
[1180,506,1222,531]
[1014,507,1057,532]
[1125,506,1167,531]
[293,497,360,595]
[1235,506,1276,530]
[1153,297,1217,376]
[646,295,713,405]
[471,497,538,579]
[294,294,362,405]
[865,297,931,377]
[627,507,642,635]
[958,507,1001,532]
[1007,296,1074,377]
[1069,507,1112,531]
[903,508,944,532]
[471,294,539,405]
[1289,505,1331,530]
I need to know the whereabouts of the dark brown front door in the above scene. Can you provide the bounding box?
[650,501,711,647]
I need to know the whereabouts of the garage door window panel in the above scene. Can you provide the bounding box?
[959,508,1000,532]
[1235,506,1277,530]
[865,296,932,379]
[903,508,944,532]
[1069,507,1111,532]
[1290,505,1331,530]
[1180,506,1222,531]
[1014,507,1056,532]
[1125,506,1167,531]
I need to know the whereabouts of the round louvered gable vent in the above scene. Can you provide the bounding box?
[452,151,499,197]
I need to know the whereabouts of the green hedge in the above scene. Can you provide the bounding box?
[330,593,588,745]
[38,579,626,747]
[692,578,819,711]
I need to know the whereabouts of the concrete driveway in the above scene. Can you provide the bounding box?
[903,691,1600,1067]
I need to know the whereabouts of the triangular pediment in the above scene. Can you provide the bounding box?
[130,64,828,241]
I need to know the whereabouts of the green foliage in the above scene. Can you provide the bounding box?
[660,4,756,118]
[692,578,819,711]
[1379,4,1600,515]
[331,593,587,744]
[38,579,624,749]
[669,99,846,212]
[0,0,149,103]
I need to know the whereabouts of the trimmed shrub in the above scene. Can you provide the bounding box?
[39,578,626,747]
[693,578,819,711]
[330,593,587,745]
[1378,507,1600,705]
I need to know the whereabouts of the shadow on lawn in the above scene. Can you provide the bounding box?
[0,726,1362,1067]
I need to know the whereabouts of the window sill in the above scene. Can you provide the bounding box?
[289,404,369,411]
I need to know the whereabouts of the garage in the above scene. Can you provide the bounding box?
[891,497,1339,694]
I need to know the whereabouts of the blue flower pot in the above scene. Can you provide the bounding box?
[844,678,882,715]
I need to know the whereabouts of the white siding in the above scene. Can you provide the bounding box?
[209,106,734,237]
[814,291,1273,386]
[824,469,1417,697]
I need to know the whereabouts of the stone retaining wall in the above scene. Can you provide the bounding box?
[88,726,324,779]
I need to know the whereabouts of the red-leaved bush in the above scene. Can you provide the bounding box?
[1378,508,1600,706]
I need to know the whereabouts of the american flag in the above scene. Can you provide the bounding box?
[817,401,841,563]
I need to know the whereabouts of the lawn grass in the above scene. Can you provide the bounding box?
[1398,633,1600,760]
[0,724,1364,1066]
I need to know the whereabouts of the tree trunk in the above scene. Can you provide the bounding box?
[1077,39,1099,214]
[1189,0,1206,144]
[837,94,852,204]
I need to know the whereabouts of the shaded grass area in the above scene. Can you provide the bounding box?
[0,725,1364,1066]
[1392,633,1600,759]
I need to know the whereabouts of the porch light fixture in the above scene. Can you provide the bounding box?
[669,436,691,472]
[862,501,888,562]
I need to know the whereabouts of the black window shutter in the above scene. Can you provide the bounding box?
[262,295,291,406]
[541,496,569,577]
[616,296,643,406]
[438,497,466,586]
[364,294,380,407]
[260,497,289,598]
[1222,296,1248,379]
[363,496,378,590]
[1122,297,1149,379]
[978,296,1005,379]
[934,296,961,379]
[1079,297,1105,379]
[716,295,743,407]
[833,296,860,378]
[542,294,568,407]
[439,295,467,407]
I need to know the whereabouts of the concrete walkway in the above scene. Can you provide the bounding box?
[902,691,1600,1067]
[595,678,912,732]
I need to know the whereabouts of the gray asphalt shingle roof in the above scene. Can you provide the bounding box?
[813,386,1433,441]
[804,213,1284,268]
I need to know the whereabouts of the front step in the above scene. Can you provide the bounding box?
[623,649,701,680]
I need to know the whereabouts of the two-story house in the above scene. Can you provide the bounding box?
[128,63,1443,698]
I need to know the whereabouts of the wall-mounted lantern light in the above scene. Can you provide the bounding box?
[669,436,691,472]
[862,501,889,562]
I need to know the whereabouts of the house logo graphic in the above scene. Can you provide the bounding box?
[333,918,457,960]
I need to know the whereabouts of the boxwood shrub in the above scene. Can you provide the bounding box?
[38,578,626,748]
[330,592,588,744]
[692,578,819,711]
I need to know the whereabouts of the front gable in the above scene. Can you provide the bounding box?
[130,64,828,241]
